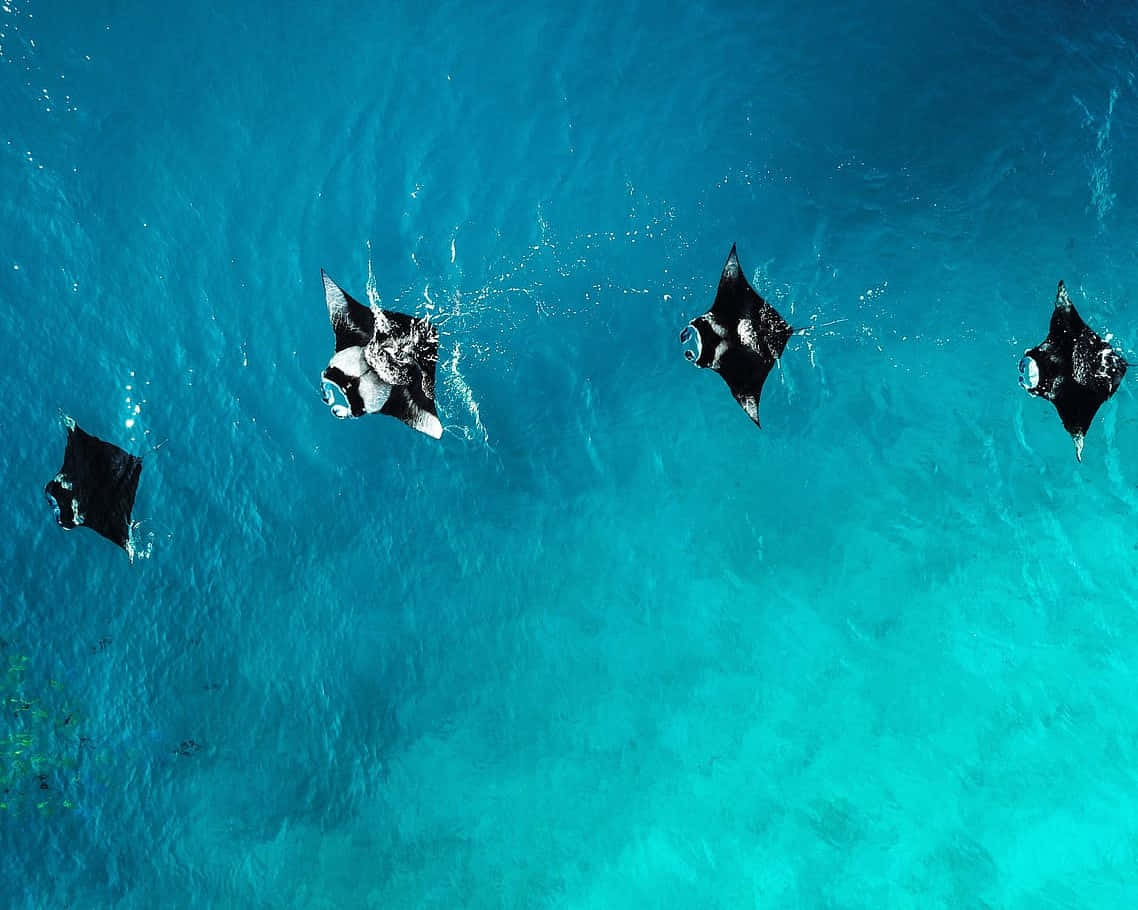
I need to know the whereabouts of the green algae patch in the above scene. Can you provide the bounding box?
[0,646,86,815]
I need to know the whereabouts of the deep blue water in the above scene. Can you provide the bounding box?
[4,0,1138,906]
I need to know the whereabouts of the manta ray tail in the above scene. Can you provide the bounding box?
[793,318,847,337]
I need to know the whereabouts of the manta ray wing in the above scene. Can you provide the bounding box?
[371,315,442,438]
[322,269,374,350]
[380,385,443,439]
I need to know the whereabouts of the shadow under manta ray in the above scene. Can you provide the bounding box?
[45,417,143,560]
[680,244,799,428]
[319,269,443,439]
[1019,280,1128,462]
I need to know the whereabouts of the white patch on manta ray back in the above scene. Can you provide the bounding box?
[737,318,759,351]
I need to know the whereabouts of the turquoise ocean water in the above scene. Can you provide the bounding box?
[4,0,1138,906]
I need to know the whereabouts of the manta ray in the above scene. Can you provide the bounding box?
[45,417,143,559]
[1020,280,1127,461]
[319,269,443,439]
[680,244,797,427]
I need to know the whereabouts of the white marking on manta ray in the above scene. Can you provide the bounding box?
[712,340,728,369]
[371,306,395,336]
[323,273,365,338]
[1019,354,1040,391]
[366,337,414,386]
[323,347,368,418]
[737,318,759,352]
[408,406,443,440]
[705,313,727,338]
[681,324,703,362]
[1045,373,1063,401]
[328,345,367,377]
[740,396,759,422]
[320,379,352,418]
[358,371,392,414]
[1095,347,1119,380]
[1056,282,1073,309]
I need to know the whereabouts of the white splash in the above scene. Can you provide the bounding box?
[443,341,489,446]
[365,251,380,308]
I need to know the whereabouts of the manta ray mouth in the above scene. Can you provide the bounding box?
[1018,354,1040,391]
[320,378,352,419]
[45,490,63,524]
[679,325,702,363]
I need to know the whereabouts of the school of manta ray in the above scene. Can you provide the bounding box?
[43,245,1130,560]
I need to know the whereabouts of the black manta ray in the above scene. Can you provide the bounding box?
[319,269,443,439]
[1020,280,1127,462]
[45,417,142,559]
[680,244,795,427]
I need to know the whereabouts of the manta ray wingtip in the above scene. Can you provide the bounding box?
[738,394,761,427]
[1055,280,1071,308]
[1073,433,1085,462]
[724,243,740,274]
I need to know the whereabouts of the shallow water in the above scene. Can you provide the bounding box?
[4,0,1138,906]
